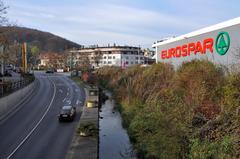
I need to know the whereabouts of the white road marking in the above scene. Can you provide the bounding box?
[66,100,71,104]
[63,90,70,103]
[76,100,82,105]
[6,78,57,159]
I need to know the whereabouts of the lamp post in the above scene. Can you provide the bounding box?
[70,51,73,77]
[0,45,4,75]
[138,45,140,64]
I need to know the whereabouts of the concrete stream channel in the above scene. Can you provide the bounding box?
[99,91,137,159]
[66,79,136,159]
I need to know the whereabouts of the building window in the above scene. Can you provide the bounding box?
[126,56,129,60]
[135,57,139,60]
[140,57,144,60]
[108,56,112,59]
[104,61,106,64]
[104,56,107,59]
[108,61,112,64]
[113,56,115,59]
[131,61,134,64]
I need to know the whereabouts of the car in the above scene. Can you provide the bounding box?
[4,70,12,77]
[58,106,76,122]
[46,70,54,73]
[5,65,13,71]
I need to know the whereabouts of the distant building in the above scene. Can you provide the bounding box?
[68,45,145,69]
[142,48,156,65]
[39,54,49,66]
[39,53,65,69]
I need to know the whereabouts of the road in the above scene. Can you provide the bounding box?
[0,72,86,159]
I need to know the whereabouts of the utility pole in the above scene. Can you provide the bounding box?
[21,42,27,73]
[0,45,4,75]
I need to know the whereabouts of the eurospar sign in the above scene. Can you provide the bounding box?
[160,31,230,60]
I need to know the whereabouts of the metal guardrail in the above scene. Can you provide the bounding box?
[0,76,35,98]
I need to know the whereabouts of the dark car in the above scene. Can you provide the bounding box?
[58,106,76,122]
[46,70,54,73]
[4,70,12,77]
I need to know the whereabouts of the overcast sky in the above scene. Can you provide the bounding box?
[6,0,240,48]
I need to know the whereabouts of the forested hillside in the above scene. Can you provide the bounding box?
[0,26,81,53]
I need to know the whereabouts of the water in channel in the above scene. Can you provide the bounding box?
[99,92,137,159]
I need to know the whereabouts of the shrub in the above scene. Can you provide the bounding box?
[77,122,98,137]
[189,137,234,159]
[173,60,224,119]
[96,60,239,158]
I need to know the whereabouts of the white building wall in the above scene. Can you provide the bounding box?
[153,18,240,68]
[40,59,49,66]
[121,54,144,67]
[99,53,144,67]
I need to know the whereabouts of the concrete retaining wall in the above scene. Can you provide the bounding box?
[0,80,37,121]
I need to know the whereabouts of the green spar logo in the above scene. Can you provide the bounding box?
[215,31,230,55]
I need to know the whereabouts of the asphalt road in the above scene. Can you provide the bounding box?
[0,72,86,159]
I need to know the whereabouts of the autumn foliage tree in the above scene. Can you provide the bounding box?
[96,60,239,158]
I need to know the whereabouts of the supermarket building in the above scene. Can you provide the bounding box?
[152,17,240,68]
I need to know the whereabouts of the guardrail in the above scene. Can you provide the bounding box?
[0,75,35,98]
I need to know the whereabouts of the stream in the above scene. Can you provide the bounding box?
[99,92,137,159]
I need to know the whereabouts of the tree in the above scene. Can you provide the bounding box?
[31,46,39,56]
[0,0,8,26]
[0,0,9,75]
[28,46,40,69]
[92,49,103,68]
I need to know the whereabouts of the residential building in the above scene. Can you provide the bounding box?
[69,45,145,69]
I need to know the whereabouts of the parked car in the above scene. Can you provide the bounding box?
[13,67,21,73]
[5,65,13,71]
[46,70,54,73]
[58,106,76,122]
[4,70,12,77]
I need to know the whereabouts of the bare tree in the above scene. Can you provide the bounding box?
[0,0,8,26]
[76,52,91,72]
[92,49,102,68]
[43,52,65,69]
[0,0,9,75]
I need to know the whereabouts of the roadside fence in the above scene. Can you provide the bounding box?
[0,74,35,97]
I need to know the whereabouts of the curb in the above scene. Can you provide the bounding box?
[66,86,89,159]
[66,81,99,159]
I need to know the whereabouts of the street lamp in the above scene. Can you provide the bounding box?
[138,45,140,64]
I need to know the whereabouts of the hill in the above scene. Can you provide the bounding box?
[0,26,81,53]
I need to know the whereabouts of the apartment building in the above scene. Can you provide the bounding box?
[69,46,145,68]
